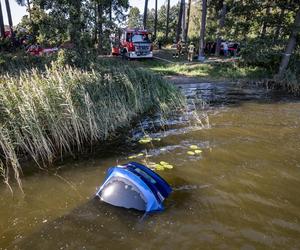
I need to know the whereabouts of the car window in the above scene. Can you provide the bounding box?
[99,177,146,211]
[134,168,157,184]
[132,34,150,43]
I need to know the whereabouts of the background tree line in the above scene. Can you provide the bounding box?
[0,0,299,78]
[0,0,129,52]
[127,0,300,78]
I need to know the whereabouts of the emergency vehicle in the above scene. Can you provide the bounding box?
[119,29,153,59]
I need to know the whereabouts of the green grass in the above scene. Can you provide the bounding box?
[0,59,185,188]
[117,48,271,82]
[139,60,271,82]
[140,49,299,94]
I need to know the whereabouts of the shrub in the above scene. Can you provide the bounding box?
[54,48,97,68]
[240,37,300,92]
[0,51,54,73]
[274,68,300,93]
[0,37,14,52]
[240,38,284,71]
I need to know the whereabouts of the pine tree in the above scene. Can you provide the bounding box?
[143,0,148,29]
[278,8,300,77]
[0,1,5,38]
[198,0,207,59]
[166,0,170,40]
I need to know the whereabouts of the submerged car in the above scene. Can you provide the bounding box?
[96,162,172,212]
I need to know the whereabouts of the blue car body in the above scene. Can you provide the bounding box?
[96,162,172,212]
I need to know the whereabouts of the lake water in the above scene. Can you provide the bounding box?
[1,82,300,249]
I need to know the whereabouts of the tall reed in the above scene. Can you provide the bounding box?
[0,62,184,187]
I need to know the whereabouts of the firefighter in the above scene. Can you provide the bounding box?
[172,39,177,58]
[175,40,182,58]
[187,42,195,62]
[181,41,187,55]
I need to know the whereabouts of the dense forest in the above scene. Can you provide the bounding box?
[0,0,299,78]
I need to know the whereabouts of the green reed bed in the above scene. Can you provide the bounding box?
[0,62,184,187]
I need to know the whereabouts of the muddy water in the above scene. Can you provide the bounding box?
[1,82,300,249]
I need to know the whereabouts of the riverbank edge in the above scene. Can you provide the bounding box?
[0,63,185,187]
[142,50,300,95]
[164,69,300,96]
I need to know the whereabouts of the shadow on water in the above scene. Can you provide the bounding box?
[15,198,146,249]
[178,82,300,108]
[14,177,195,250]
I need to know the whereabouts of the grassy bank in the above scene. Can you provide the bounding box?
[144,60,271,82]
[0,60,184,187]
[133,49,271,81]
[140,49,299,94]
[146,60,300,94]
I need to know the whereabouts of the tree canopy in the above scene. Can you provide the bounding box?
[0,0,299,78]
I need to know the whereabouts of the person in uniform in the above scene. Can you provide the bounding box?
[176,40,182,58]
[172,39,177,58]
[187,42,195,62]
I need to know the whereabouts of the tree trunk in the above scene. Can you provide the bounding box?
[183,0,191,42]
[181,0,185,40]
[98,3,103,52]
[27,0,32,21]
[4,0,13,37]
[0,1,5,38]
[176,0,184,42]
[109,1,112,21]
[143,0,148,29]
[274,7,285,41]
[215,1,226,56]
[154,0,158,38]
[198,0,207,59]
[243,14,250,41]
[165,0,170,41]
[278,8,300,77]
[69,0,81,48]
[260,5,270,38]
[93,2,97,45]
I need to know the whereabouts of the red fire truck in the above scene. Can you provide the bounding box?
[119,29,153,59]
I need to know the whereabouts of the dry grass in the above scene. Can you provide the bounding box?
[0,62,185,188]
